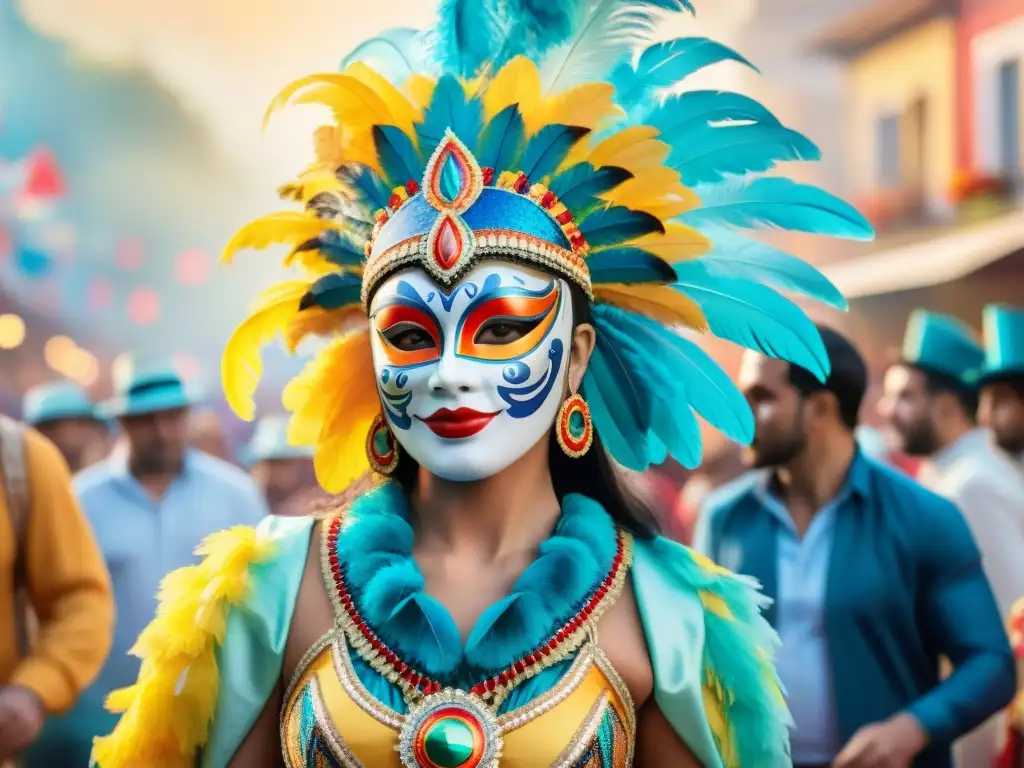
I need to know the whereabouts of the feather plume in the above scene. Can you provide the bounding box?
[519,124,590,180]
[282,305,360,352]
[682,177,875,241]
[373,125,424,187]
[595,283,707,329]
[416,74,484,155]
[299,271,363,311]
[222,281,311,421]
[578,205,664,247]
[339,28,429,82]
[264,74,391,130]
[586,342,653,470]
[585,125,669,174]
[627,222,711,262]
[221,212,332,264]
[646,90,781,136]
[496,0,578,63]
[344,62,421,136]
[336,164,392,210]
[670,124,821,185]
[588,247,676,284]
[289,230,367,271]
[476,104,526,174]
[525,83,621,136]
[549,163,633,212]
[699,225,847,309]
[674,261,831,380]
[405,74,437,110]
[612,37,757,109]
[426,0,505,79]
[481,57,542,123]
[602,167,698,216]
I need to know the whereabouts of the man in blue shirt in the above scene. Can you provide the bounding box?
[24,359,270,766]
[695,327,1014,768]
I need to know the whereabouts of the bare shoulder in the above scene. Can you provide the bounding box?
[282,516,336,688]
[595,572,654,707]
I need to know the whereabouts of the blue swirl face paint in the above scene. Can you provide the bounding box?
[367,262,575,482]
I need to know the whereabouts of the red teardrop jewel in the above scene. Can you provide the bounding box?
[433,215,463,271]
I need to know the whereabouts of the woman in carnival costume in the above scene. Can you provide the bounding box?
[998,598,1024,768]
[92,0,873,765]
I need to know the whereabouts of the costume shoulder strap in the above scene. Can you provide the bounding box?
[92,514,314,768]
[631,535,791,768]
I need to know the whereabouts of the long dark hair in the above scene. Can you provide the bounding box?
[390,281,659,539]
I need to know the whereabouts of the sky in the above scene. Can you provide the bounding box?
[0,0,753,396]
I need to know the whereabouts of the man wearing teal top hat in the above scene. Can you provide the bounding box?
[881,309,1024,768]
[979,304,1024,471]
[25,357,270,767]
[243,414,329,516]
[21,381,109,473]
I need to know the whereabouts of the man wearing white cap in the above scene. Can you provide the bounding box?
[25,357,269,765]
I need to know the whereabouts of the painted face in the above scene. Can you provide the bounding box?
[368,262,573,481]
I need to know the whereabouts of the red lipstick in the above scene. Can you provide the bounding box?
[418,407,498,439]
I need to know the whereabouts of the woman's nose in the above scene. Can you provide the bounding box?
[427,353,480,395]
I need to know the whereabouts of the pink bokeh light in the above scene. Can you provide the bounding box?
[174,248,211,286]
[127,286,161,325]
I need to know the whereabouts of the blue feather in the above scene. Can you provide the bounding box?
[519,124,590,180]
[499,0,577,61]
[581,373,639,468]
[594,304,754,443]
[548,163,633,212]
[416,74,484,156]
[673,260,831,381]
[645,90,782,134]
[292,230,365,269]
[612,37,757,108]
[427,0,504,78]
[669,124,821,185]
[299,271,363,311]
[339,27,430,81]
[336,164,392,211]
[682,177,875,241]
[587,247,675,284]
[579,205,664,247]
[372,125,424,188]
[584,345,650,470]
[699,225,847,310]
[476,104,526,174]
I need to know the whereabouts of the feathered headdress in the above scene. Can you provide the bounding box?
[221,0,872,493]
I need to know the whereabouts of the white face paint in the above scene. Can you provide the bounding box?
[368,262,574,481]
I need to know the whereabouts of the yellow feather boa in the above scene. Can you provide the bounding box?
[91,526,276,768]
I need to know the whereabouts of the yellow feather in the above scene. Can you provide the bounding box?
[221,281,311,421]
[585,125,670,177]
[221,212,332,265]
[603,167,697,211]
[405,74,437,111]
[314,333,378,493]
[91,526,272,768]
[594,284,708,331]
[264,73,391,129]
[526,83,621,136]
[343,62,420,136]
[482,56,541,123]
[626,222,711,263]
[282,305,364,353]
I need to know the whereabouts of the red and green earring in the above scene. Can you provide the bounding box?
[556,393,593,458]
[366,413,400,475]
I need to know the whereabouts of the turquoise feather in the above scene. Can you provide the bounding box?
[579,205,664,247]
[427,0,505,78]
[476,104,526,174]
[644,90,782,134]
[612,36,757,107]
[518,124,590,180]
[339,27,428,82]
[670,124,820,185]
[372,125,424,188]
[299,271,362,311]
[699,225,847,310]
[583,350,649,470]
[590,335,659,469]
[548,163,633,212]
[587,247,675,284]
[682,177,875,241]
[336,164,392,211]
[673,260,831,381]
[416,74,484,156]
[292,230,365,269]
[594,304,754,443]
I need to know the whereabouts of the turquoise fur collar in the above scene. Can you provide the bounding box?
[332,483,619,681]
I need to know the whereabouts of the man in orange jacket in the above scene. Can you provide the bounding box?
[0,417,114,765]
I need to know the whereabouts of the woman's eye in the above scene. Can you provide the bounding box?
[382,323,435,351]
[474,318,539,345]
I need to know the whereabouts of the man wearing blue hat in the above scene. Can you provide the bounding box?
[24,358,270,766]
[881,309,1024,768]
[979,304,1024,472]
[21,381,109,473]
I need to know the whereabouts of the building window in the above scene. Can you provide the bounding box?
[997,57,1020,179]
[876,113,901,187]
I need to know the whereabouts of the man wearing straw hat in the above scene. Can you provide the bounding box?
[25,357,268,766]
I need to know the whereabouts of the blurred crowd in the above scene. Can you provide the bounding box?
[1,301,1023,768]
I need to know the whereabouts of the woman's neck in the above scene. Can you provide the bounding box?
[410,439,561,561]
